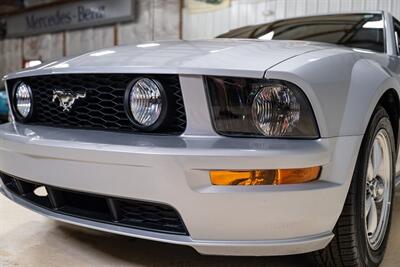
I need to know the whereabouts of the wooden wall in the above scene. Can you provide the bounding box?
[0,0,181,84]
[0,38,22,77]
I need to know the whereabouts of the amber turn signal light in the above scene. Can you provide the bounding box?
[210,167,321,185]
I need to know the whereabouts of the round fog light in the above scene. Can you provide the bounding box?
[252,85,300,136]
[127,78,165,129]
[14,82,33,119]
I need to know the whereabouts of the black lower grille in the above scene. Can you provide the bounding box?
[7,74,186,135]
[0,173,188,235]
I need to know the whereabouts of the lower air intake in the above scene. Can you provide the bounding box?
[0,173,188,236]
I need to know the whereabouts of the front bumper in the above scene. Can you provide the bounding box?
[0,123,362,256]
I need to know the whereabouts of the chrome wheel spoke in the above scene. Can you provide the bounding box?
[366,196,378,236]
[365,195,372,215]
[372,139,382,178]
[367,159,374,182]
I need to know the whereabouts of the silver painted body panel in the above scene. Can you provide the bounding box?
[4,40,329,79]
[0,183,333,256]
[1,11,400,256]
[0,123,358,255]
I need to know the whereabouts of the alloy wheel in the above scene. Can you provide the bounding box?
[364,129,393,250]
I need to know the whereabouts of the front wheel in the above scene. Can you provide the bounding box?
[312,106,395,267]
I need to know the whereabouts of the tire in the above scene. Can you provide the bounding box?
[311,106,396,267]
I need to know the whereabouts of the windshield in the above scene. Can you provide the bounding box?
[218,13,385,53]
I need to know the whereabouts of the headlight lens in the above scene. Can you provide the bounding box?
[252,85,300,136]
[127,78,164,128]
[14,82,33,119]
[206,76,319,138]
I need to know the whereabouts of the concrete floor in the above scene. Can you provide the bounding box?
[0,187,399,267]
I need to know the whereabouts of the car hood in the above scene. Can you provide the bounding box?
[6,39,330,79]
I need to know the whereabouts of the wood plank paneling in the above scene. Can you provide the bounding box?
[0,38,22,83]
[118,0,153,45]
[0,0,181,79]
[66,26,114,56]
[153,0,181,40]
[23,33,63,61]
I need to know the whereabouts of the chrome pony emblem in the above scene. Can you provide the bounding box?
[52,90,86,112]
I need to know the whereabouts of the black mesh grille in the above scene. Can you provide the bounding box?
[7,74,186,135]
[117,200,187,234]
[0,173,188,235]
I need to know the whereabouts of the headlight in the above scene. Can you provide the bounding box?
[126,77,166,129]
[14,82,33,119]
[206,76,319,138]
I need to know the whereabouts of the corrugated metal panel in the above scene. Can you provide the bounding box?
[183,0,400,39]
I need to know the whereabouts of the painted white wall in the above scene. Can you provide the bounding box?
[183,0,400,40]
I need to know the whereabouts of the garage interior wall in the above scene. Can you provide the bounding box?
[2,0,400,81]
[0,0,180,82]
[182,0,400,39]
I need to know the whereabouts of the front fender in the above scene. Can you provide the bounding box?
[266,48,400,214]
[265,48,400,138]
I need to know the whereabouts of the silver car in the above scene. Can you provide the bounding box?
[1,11,399,267]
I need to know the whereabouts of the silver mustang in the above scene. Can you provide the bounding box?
[1,11,399,266]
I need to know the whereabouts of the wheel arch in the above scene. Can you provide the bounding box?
[376,89,400,154]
